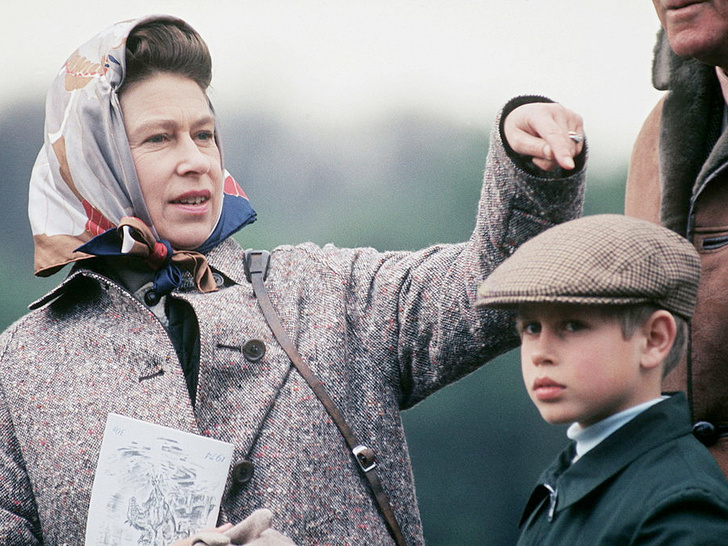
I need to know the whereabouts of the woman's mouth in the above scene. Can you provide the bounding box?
[174,195,208,205]
[171,191,210,207]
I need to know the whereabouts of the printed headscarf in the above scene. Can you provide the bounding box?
[28,15,256,294]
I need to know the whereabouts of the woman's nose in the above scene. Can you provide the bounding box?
[176,136,211,175]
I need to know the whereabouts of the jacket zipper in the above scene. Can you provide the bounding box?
[544,483,557,522]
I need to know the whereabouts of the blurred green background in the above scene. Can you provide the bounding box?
[0,98,625,544]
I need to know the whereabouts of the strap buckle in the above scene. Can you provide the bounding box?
[244,249,271,283]
[353,444,377,473]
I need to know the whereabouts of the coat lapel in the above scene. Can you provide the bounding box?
[181,241,295,455]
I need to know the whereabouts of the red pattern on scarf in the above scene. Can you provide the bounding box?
[82,200,115,236]
[224,174,248,198]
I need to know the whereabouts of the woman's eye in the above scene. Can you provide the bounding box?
[145,134,168,144]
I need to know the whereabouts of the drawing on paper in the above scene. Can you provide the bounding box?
[85,414,234,546]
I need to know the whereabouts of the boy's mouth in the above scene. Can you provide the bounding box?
[533,378,565,401]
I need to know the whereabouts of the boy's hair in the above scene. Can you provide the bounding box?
[121,18,212,93]
[599,304,687,378]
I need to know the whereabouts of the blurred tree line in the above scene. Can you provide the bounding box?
[0,97,625,544]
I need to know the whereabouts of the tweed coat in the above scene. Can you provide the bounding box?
[0,115,584,545]
[517,393,728,545]
[625,32,728,474]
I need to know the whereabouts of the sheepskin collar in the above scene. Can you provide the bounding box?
[652,30,725,235]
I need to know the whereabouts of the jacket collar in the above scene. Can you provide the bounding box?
[520,393,692,524]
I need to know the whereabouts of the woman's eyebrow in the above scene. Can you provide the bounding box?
[128,114,216,136]
[190,113,216,129]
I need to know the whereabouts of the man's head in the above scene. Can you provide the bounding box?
[476,214,700,427]
[652,0,728,68]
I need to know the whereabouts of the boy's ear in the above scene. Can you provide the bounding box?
[640,310,676,370]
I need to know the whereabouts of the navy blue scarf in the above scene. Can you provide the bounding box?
[77,176,256,295]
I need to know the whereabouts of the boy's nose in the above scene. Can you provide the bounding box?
[529,333,556,366]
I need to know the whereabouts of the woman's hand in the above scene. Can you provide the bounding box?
[503,102,585,171]
[169,509,296,545]
[170,523,234,546]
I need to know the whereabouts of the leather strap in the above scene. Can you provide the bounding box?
[244,250,407,546]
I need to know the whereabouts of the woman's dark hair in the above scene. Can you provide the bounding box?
[121,18,212,92]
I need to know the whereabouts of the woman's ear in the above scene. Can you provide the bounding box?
[640,310,677,371]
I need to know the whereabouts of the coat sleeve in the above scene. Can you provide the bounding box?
[326,97,586,409]
[0,334,44,544]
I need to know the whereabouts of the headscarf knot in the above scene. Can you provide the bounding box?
[78,217,218,295]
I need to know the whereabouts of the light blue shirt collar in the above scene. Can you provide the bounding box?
[566,397,667,462]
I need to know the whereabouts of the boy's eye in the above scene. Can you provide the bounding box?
[562,320,586,332]
[518,322,541,335]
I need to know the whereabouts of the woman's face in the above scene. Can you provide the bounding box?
[120,72,223,250]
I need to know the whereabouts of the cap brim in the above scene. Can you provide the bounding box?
[475,294,652,309]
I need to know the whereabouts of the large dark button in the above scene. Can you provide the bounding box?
[693,421,719,446]
[232,459,255,486]
[144,290,161,306]
[242,339,266,362]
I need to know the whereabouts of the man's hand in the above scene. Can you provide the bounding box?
[503,102,585,171]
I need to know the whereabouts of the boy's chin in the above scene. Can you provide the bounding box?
[537,409,574,427]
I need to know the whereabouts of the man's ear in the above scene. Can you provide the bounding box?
[640,310,676,370]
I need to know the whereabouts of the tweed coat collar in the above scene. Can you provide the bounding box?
[30,237,248,311]
[24,237,281,443]
[20,237,297,508]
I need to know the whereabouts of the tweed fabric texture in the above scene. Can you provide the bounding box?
[476,214,700,320]
[0,108,584,545]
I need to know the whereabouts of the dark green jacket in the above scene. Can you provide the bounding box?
[518,393,728,545]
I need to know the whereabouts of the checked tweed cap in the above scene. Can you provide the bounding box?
[476,214,700,320]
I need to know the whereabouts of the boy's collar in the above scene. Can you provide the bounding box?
[567,396,667,462]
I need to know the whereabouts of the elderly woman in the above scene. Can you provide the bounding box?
[0,14,585,545]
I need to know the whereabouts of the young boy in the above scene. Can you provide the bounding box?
[476,214,728,545]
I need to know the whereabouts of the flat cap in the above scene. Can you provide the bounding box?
[476,214,700,320]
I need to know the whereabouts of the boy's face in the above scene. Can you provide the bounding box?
[517,303,656,428]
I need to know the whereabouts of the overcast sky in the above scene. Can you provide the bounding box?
[3,1,663,166]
